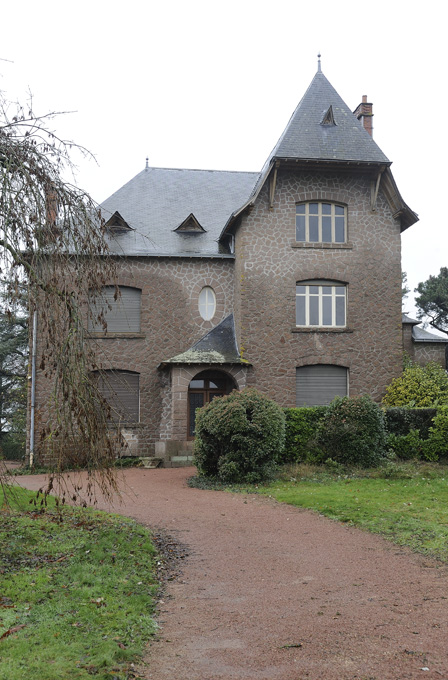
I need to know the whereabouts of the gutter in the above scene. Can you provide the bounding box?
[29,310,37,467]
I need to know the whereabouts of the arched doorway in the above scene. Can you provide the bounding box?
[188,370,236,438]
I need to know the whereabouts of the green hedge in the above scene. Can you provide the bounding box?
[384,407,437,439]
[315,395,387,467]
[384,406,448,462]
[282,406,327,463]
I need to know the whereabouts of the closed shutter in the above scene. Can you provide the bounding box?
[97,371,140,423]
[88,286,141,333]
[296,365,348,406]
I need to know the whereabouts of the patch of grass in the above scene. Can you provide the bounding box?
[258,461,448,562]
[187,474,263,493]
[0,487,157,680]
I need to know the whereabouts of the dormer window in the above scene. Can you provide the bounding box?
[174,213,206,234]
[104,211,133,234]
[296,202,346,243]
[321,105,336,126]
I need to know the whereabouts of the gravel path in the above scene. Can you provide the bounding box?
[17,467,448,679]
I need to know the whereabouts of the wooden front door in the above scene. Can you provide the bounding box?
[187,370,235,438]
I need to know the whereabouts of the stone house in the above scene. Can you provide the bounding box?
[34,64,443,465]
[402,314,448,368]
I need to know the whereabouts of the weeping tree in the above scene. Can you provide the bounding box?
[0,89,123,503]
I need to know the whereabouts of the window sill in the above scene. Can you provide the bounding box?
[291,327,354,333]
[88,332,145,339]
[108,421,142,429]
[291,241,353,250]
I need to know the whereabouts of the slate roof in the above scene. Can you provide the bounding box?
[265,69,390,166]
[402,314,448,343]
[159,314,245,366]
[413,326,448,343]
[101,167,259,257]
[402,313,420,326]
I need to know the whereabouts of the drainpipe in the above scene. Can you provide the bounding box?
[29,309,37,467]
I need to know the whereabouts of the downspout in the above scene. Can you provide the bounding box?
[29,309,37,467]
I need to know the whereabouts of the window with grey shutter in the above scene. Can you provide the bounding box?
[88,286,141,333]
[94,370,140,423]
[296,365,348,406]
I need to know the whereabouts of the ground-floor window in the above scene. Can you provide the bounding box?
[188,370,236,438]
[93,370,140,423]
[296,364,348,406]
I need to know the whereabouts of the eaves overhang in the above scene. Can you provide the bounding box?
[381,168,418,232]
[220,156,417,239]
[107,252,235,260]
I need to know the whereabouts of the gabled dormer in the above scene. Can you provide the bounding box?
[104,211,133,234]
[174,213,206,234]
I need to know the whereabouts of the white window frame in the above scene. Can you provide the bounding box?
[295,202,346,243]
[198,286,216,321]
[296,281,346,328]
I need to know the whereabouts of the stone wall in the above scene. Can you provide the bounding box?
[32,256,235,458]
[234,168,403,405]
[411,343,447,368]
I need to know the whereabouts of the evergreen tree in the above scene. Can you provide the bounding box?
[0,298,28,458]
[415,267,448,333]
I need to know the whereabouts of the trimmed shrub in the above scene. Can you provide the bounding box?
[193,388,285,483]
[386,429,424,460]
[282,406,327,463]
[384,407,437,439]
[382,362,448,407]
[316,395,387,467]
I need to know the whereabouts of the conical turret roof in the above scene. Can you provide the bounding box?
[267,69,390,165]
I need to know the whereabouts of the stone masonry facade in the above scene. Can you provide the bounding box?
[30,67,428,466]
[234,169,403,405]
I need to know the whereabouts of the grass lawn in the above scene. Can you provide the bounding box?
[257,462,448,563]
[0,487,157,680]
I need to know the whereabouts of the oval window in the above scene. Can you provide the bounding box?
[198,286,216,321]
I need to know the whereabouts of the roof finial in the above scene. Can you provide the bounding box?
[145,157,149,170]
[317,53,322,73]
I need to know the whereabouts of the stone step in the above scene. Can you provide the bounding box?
[165,455,195,468]
[139,457,163,469]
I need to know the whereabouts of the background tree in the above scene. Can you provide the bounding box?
[0,291,28,459]
[415,267,448,333]
[0,88,122,501]
[402,271,410,304]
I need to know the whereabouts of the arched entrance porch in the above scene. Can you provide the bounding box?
[188,369,236,438]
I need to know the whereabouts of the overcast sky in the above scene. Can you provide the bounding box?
[1,0,446,321]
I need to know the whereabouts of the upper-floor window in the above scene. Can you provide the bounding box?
[88,286,141,333]
[296,281,346,327]
[296,202,346,243]
[198,286,216,321]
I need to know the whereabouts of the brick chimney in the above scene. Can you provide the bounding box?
[353,95,373,137]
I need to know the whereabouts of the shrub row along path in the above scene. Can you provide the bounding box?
[18,467,448,679]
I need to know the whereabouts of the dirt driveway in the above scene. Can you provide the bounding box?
[17,467,448,679]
